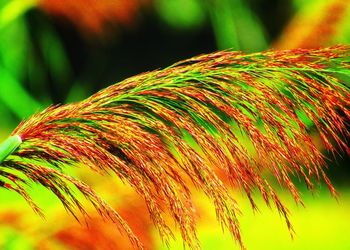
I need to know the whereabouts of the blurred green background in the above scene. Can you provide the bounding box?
[0,0,349,249]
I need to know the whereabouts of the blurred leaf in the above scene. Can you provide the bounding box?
[207,0,267,51]
[39,29,71,84]
[0,0,35,29]
[207,0,240,50]
[35,19,73,101]
[0,9,29,78]
[65,82,90,103]
[0,66,42,119]
[0,103,16,136]
[293,0,325,10]
[0,1,43,124]
[155,0,206,29]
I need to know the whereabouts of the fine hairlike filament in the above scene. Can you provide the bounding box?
[0,46,349,249]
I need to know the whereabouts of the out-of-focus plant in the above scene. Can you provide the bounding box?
[38,0,151,37]
[0,0,76,128]
[155,0,267,51]
[205,0,267,51]
[0,1,41,131]
[155,0,206,30]
[0,179,154,250]
[274,0,350,49]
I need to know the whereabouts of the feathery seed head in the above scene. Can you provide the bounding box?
[1,46,349,249]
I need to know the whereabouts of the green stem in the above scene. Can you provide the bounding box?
[0,0,36,29]
[0,135,22,163]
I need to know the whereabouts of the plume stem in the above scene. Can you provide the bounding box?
[0,135,22,163]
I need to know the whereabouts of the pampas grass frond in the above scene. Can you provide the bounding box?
[0,46,349,249]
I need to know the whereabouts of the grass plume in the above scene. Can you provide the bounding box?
[0,46,349,249]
